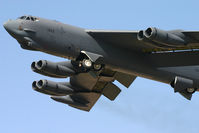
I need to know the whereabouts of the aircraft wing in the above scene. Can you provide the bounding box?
[51,68,136,111]
[86,30,145,51]
[86,29,199,101]
[86,29,199,53]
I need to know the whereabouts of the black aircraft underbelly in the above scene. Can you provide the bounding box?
[4,15,199,111]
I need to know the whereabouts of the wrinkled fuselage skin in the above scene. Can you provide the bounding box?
[5,17,188,84]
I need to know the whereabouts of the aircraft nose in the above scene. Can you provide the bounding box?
[4,20,14,33]
[3,19,20,38]
[3,21,9,30]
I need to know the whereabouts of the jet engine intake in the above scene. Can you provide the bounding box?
[138,27,187,47]
[31,60,75,78]
[33,80,74,96]
[32,80,59,96]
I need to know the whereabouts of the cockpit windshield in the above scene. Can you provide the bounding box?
[18,15,38,21]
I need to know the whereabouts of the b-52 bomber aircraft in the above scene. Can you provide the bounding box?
[4,15,199,111]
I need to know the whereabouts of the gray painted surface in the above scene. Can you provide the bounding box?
[4,15,199,111]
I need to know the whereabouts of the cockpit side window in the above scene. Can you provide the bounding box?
[30,17,34,21]
[19,16,26,19]
[18,15,38,21]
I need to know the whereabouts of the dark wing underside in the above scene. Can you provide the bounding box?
[57,69,136,111]
[86,30,199,53]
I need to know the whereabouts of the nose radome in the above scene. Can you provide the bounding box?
[3,20,13,33]
[3,20,19,37]
[3,21,9,30]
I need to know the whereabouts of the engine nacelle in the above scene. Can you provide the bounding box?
[51,95,88,107]
[32,81,58,96]
[33,80,74,96]
[138,27,187,47]
[31,60,75,78]
[31,61,59,78]
[171,76,194,93]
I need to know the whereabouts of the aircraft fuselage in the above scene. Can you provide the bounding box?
[4,16,197,86]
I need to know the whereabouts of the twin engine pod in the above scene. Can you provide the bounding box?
[31,60,91,107]
[31,60,76,78]
[137,27,187,47]
[32,79,74,96]
[51,95,89,107]
[32,79,89,107]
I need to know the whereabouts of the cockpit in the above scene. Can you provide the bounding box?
[18,15,38,21]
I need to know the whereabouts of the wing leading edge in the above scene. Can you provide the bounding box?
[86,29,199,53]
[87,29,199,101]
